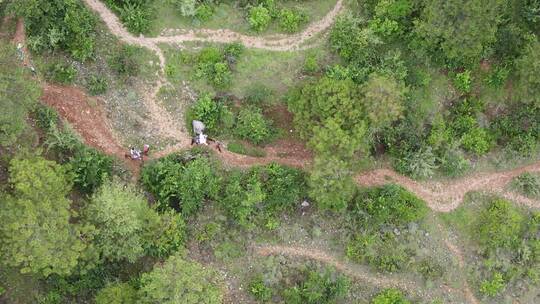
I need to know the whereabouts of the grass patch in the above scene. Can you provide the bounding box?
[227,140,267,157]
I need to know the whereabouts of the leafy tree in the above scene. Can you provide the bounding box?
[414,0,507,66]
[254,163,305,211]
[9,0,96,60]
[95,282,137,304]
[139,254,223,304]
[308,156,356,211]
[515,39,540,107]
[235,107,273,145]
[0,157,86,277]
[85,179,158,262]
[278,8,307,33]
[191,94,223,133]
[144,209,186,258]
[329,15,382,65]
[477,199,524,251]
[0,45,40,146]
[361,73,407,129]
[221,170,266,226]
[69,147,113,194]
[371,288,410,304]
[248,5,271,32]
[289,77,368,159]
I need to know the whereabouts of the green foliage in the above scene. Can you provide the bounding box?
[512,173,540,198]
[361,73,407,129]
[439,148,470,177]
[235,107,273,145]
[194,46,236,88]
[303,54,319,74]
[477,199,525,252]
[195,4,214,22]
[282,269,349,304]
[277,8,307,33]
[491,105,540,156]
[0,45,40,146]
[371,288,410,304]
[139,254,223,304]
[118,1,152,34]
[254,163,305,211]
[87,75,108,95]
[248,5,271,32]
[144,209,186,258]
[288,77,368,159]
[46,63,77,84]
[516,40,540,107]
[221,170,266,226]
[249,277,272,302]
[95,282,137,304]
[69,147,113,194]
[460,127,493,155]
[141,152,220,215]
[351,184,428,228]
[453,70,472,93]
[172,0,197,17]
[109,45,141,77]
[485,65,509,88]
[393,147,438,179]
[191,94,224,132]
[9,0,96,61]
[480,272,505,297]
[414,0,506,67]
[308,156,356,211]
[44,123,83,159]
[0,157,85,277]
[85,179,158,262]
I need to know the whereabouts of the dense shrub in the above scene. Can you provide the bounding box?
[512,173,540,198]
[347,232,412,272]
[9,0,96,61]
[44,124,83,159]
[144,210,186,258]
[249,277,273,302]
[282,269,349,304]
[308,156,356,211]
[46,63,77,84]
[69,147,113,194]
[351,184,428,228]
[480,272,505,297]
[109,45,141,77]
[86,75,108,95]
[248,5,271,32]
[141,151,220,215]
[95,282,137,304]
[191,94,224,132]
[371,288,411,304]
[235,107,273,145]
[104,0,154,34]
[194,46,236,88]
[393,147,438,179]
[453,70,472,93]
[254,163,305,211]
[220,170,265,226]
[277,8,307,33]
[477,199,525,252]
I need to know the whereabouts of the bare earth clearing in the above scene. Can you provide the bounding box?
[10,2,540,302]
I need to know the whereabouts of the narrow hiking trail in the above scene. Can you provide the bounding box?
[255,244,470,303]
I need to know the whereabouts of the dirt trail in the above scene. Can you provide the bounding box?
[83,0,343,57]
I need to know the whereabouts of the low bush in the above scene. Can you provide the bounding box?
[277,8,307,33]
[393,147,438,179]
[249,277,272,302]
[512,173,540,198]
[46,63,77,84]
[86,75,108,95]
[44,124,83,159]
[104,0,154,34]
[460,127,493,155]
[144,210,186,258]
[195,4,214,22]
[191,94,224,132]
[220,170,265,226]
[480,272,505,297]
[109,45,140,77]
[235,107,273,145]
[351,184,428,228]
[245,84,273,106]
[194,46,236,88]
[95,282,137,304]
[347,232,412,272]
[252,162,305,212]
[477,199,525,252]
[69,147,113,194]
[453,70,472,93]
[141,151,221,215]
[371,288,411,304]
[34,104,59,132]
[282,269,349,304]
[303,54,320,74]
[248,5,272,32]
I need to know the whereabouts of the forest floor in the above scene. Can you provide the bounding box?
[8,1,540,302]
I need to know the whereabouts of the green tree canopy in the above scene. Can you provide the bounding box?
[85,179,158,263]
[414,0,507,66]
[361,73,407,129]
[0,45,40,146]
[516,39,540,106]
[0,157,85,277]
[95,282,137,304]
[139,254,223,304]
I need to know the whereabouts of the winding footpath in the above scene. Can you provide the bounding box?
[10,3,539,302]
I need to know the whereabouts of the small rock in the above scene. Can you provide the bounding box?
[301,200,310,207]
